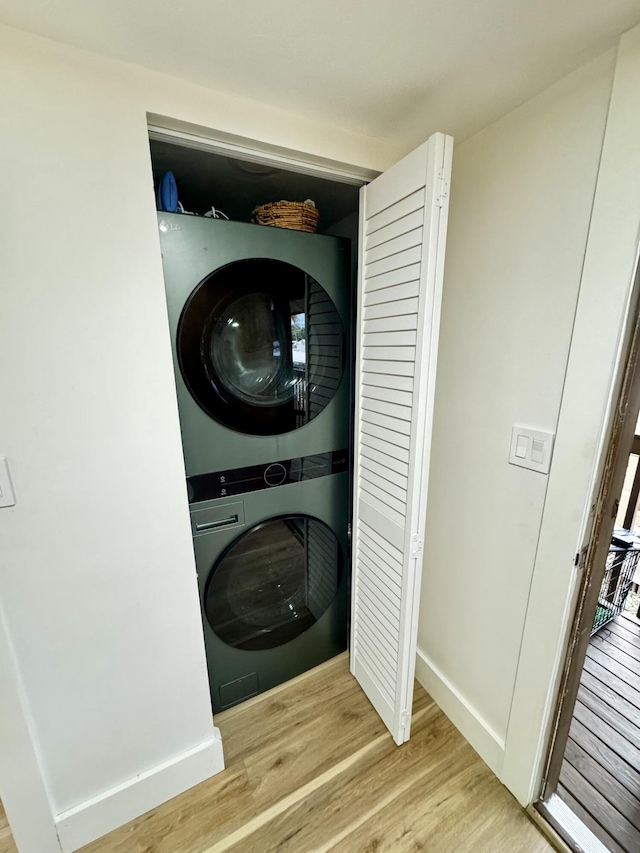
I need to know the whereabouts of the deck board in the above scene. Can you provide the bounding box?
[559,614,640,852]
[607,617,640,650]
[600,626,640,659]
[563,738,640,834]
[586,644,640,694]
[591,632,640,679]
[578,684,640,751]
[581,668,640,730]
[572,700,640,767]
[584,651,640,710]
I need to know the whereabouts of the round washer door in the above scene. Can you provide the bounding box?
[178,258,345,435]
[204,515,343,651]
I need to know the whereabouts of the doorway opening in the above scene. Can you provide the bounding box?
[538,274,640,852]
[148,124,365,713]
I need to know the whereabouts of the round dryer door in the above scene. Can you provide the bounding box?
[204,515,343,651]
[178,258,345,436]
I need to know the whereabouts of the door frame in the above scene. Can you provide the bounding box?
[146,113,373,679]
[540,262,640,802]
[500,26,640,806]
[147,114,379,186]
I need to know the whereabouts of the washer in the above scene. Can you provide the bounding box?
[191,456,349,713]
[158,214,351,475]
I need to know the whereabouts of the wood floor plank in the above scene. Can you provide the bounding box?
[564,737,640,833]
[581,668,640,730]
[76,659,551,853]
[242,684,389,810]
[557,783,626,853]
[0,828,17,853]
[0,801,16,853]
[82,764,256,853]
[0,802,17,853]
[560,761,640,853]
[577,684,640,753]
[218,659,365,766]
[216,706,473,853]
[459,787,551,853]
[81,667,397,853]
[329,762,489,853]
[330,756,548,853]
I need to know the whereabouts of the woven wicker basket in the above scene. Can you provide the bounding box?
[251,200,320,233]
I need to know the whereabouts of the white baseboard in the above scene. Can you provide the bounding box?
[54,731,224,853]
[415,647,505,776]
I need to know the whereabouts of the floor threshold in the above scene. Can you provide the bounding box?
[538,794,613,853]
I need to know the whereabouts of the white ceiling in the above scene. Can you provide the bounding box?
[2,0,640,148]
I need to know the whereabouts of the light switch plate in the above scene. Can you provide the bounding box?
[509,426,554,474]
[0,457,16,507]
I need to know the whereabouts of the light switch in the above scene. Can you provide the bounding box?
[531,439,545,464]
[509,426,554,474]
[0,457,15,507]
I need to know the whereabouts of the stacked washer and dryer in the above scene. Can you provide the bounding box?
[158,213,351,713]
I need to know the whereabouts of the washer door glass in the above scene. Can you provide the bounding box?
[204,515,342,651]
[178,258,344,435]
[209,292,293,407]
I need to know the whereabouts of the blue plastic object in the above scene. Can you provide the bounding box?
[157,171,179,212]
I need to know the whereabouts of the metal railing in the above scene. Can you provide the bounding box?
[592,543,640,634]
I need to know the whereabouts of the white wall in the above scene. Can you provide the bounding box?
[0,24,390,852]
[3,17,640,847]
[416,50,616,777]
[504,23,640,804]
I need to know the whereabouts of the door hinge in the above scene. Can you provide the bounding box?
[400,709,411,730]
[410,534,423,558]
[436,170,449,208]
[576,545,588,571]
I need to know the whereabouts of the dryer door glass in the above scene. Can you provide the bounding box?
[178,258,344,435]
[204,515,342,651]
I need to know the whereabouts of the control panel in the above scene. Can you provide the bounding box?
[187,449,349,504]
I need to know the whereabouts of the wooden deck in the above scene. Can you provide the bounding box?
[558,613,640,853]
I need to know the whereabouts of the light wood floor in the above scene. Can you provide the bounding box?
[0,801,16,853]
[2,656,552,853]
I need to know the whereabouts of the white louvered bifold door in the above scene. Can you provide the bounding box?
[351,132,453,745]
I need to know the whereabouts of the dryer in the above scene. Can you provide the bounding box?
[158,214,351,475]
[190,454,349,713]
